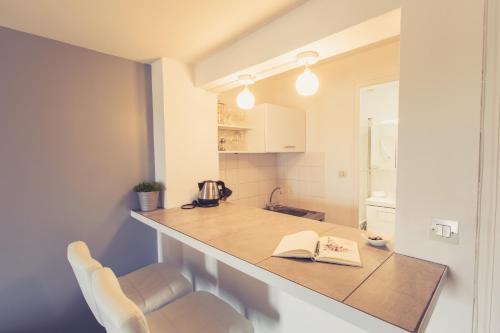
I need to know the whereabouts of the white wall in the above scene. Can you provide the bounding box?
[151,58,218,208]
[396,1,484,332]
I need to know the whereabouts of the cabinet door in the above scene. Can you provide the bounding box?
[265,105,305,152]
[245,106,266,152]
[366,206,395,237]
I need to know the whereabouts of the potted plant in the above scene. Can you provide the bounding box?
[133,181,163,212]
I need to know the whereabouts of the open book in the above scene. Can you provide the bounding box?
[272,231,362,267]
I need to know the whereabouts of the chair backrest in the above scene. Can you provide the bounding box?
[67,241,104,325]
[92,267,149,333]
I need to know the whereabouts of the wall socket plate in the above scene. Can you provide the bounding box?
[429,218,459,244]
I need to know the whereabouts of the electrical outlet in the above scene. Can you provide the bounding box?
[430,219,459,244]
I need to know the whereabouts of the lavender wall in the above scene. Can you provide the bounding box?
[0,27,156,332]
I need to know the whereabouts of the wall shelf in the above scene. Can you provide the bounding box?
[218,151,267,154]
[218,150,248,154]
[218,124,251,131]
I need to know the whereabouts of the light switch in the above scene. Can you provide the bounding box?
[430,219,459,244]
[435,224,443,236]
[442,225,452,238]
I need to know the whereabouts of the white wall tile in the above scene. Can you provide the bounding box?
[237,154,249,168]
[225,168,238,184]
[276,152,327,218]
[278,154,287,166]
[226,182,238,200]
[238,182,250,198]
[277,165,287,179]
[219,168,227,181]
[287,165,300,180]
[220,153,326,211]
[248,181,260,197]
[310,166,324,182]
[219,154,226,169]
[219,154,279,208]
[309,181,325,198]
[237,167,249,182]
[226,154,238,169]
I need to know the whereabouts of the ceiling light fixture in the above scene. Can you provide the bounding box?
[236,74,256,110]
[295,51,320,96]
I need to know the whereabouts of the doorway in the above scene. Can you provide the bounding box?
[358,81,399,237]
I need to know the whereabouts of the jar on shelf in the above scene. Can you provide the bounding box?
[218,137,226,151]
[224,107,233,124]
[217,101,225,124]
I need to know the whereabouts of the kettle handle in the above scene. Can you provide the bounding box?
[216,181,233,201]
[216,180,226,197]
[216,180,226,190]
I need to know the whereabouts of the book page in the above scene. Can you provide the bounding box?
[272,230,319,259]
[316,236,361,266]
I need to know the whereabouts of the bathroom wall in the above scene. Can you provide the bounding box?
[219,39,400,227]
[219,153,279,208]
[0,27,156,332]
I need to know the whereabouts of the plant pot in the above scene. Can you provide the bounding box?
[137,191,159,212]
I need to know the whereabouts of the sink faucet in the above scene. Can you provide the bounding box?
[267,187,282,210]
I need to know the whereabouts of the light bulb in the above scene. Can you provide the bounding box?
[295,67,319,96]
[237,86,255,110]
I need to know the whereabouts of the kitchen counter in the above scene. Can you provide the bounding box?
[131,203,446,333]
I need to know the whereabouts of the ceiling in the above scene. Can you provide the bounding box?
[0,0,304,63]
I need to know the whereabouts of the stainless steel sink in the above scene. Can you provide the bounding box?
[264,205,325,221]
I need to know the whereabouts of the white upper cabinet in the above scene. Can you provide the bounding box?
[246,103,305,153]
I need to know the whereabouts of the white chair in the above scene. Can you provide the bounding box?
[92,267,254,333]
[67,241,192,326]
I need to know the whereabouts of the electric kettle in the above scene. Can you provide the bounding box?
[197,180,232,207]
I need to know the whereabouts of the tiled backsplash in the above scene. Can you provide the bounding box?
[277,152,326,213]
[219,154,279,208]
[219,152,326,215]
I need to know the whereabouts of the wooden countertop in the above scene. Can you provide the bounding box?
[132,203,447,333]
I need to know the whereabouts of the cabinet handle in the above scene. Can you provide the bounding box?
[284,145,296,149]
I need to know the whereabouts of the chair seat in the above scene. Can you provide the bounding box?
[146,291,253,333]
[118,263,192,314]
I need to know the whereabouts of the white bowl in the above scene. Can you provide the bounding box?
[362,233,390,247]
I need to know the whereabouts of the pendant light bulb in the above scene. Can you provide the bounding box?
[295,51,320,96]
[237,86,255,110]
[295,67,319,96]
[236,74,255,110]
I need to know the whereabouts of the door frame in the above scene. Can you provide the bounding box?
[474,0,500,331]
